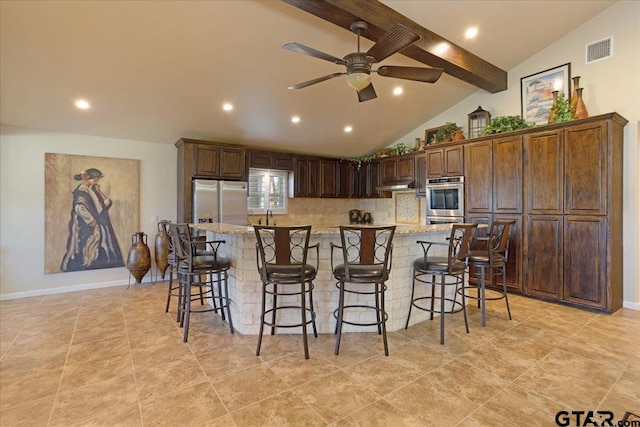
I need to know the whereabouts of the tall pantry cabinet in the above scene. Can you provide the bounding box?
[522,113,627,312]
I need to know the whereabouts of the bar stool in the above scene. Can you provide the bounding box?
[405,223,477,344]
[169,223,234,342]
[331,225,396,356]
[460,219,515,327]
[254,225,319,359]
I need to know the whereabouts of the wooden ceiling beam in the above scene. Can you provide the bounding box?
[282,0,507,93]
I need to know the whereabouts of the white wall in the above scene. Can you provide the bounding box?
[393,1,640,309]
[0,126,176,298]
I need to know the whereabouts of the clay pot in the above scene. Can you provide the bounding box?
[451,130,465,141]
[127,232,151,283]
[154,224,169,279]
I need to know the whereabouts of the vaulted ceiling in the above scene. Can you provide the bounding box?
[0,0,616,158]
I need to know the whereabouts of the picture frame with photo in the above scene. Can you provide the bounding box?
[520,63,571,125]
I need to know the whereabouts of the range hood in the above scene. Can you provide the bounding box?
[376,180,415,192]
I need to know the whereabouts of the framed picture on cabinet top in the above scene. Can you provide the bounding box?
[520,63,571,125]
[424,125,447,146]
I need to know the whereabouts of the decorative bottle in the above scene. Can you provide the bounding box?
[127,232,151,283]
[570,76,581,112]
[573,87,589,119]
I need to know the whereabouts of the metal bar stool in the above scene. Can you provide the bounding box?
[331,225,396,356]
[254,225,319,359]
[405,223,477,344]
[170,223,234,342]
[459,219,515,327]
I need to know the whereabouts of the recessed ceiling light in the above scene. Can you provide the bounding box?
[465,27,479,39]
[291,116,300,123]
[74,99,90,110]
[222,103,233,111]
[344,125,353,133]
[393,87,403,96]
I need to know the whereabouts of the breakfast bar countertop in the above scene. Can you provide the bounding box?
[191,222,457,235]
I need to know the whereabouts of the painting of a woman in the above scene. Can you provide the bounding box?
[60,168,124,271]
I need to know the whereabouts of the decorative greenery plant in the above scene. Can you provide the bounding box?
[549,93,575,123]
[482,116,534,135]
[432,122,463,144]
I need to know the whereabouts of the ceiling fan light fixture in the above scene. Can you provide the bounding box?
[346,72,371,91]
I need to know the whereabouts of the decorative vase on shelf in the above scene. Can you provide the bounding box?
[573,87,589,119]
[547,91,559,124]
[451,130,465,141]
[127,232,151,283]
[570,76,581,111]
[154,223,169,279]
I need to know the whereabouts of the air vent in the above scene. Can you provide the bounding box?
[586,36,613,64]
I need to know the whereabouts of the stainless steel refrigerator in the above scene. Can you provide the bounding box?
[192,179,248,226]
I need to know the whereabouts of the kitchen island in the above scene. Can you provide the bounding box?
[194,223,462,335]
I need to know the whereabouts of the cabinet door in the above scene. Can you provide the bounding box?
[397,155,415,181]
[493,136,522,213]
[336,161,353,198]
[368,160,382,198]
[249,151,272,169]
[464,141,492,212]
[294,159,309,197]
[426,148,444,178]
[524,215,563,299]
[444,146,464,176]
[563,215,607,309]
[320,160,337,198]
[415,154,426,197]
[307,159,319,197]
[272,154,293,171]
[524,130,563,214]
[219,147,246,179]
[493,214,523,293]
[194,145,219,176]
[381,158,398,183]
[564,122,607,215]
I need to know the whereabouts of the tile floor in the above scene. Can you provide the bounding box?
[1,282,639,426]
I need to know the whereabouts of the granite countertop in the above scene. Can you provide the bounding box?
[191,222,456,235]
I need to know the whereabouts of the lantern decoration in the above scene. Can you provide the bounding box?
[468,105,491,139]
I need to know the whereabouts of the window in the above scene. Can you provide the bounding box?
[248,169,288,214]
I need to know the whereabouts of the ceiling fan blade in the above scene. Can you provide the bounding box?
[366,24,420,63]
[288,72,345,89]
[283,42,347,65]
[376,66,444,83]
[357,83,377,102]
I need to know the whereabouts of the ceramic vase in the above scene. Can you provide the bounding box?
[154,223,169,279]
[127,232,151,283]
[573,87,589,119]
[570,76,581,112]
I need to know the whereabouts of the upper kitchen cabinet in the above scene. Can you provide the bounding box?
[319,159,338,198]
[247,150,294,171]
[425,145,463,178]
[415,153,426,197]
[381,153,415,183]
[294,156,319,198]
[336,160,354,198]
[176,138,247,222]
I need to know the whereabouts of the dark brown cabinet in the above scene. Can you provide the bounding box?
[524,215,563,300]
[381,153,415,183]
[319,160,337,198]
[520,113,626,312]
[176,138,247,222]
[336,161,353,198]
[426,145,463,178]
[492,135,522,213]
[294,157,319,198]
[415,154,426,197]
[464,141,493,213]
[355,160,384,198]
[247,150,293,171]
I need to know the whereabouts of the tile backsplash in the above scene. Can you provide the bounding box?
[248,193,426,226]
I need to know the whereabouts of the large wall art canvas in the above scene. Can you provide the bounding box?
[44,153,139,274]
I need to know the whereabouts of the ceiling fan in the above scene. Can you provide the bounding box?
[283,21,444,102]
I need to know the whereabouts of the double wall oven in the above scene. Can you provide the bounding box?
[425,176,465,224]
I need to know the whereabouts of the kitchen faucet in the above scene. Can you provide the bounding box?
[266,209,273,226]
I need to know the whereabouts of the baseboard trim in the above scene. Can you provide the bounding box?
[623,300,640,311]
[0,277,157,301]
